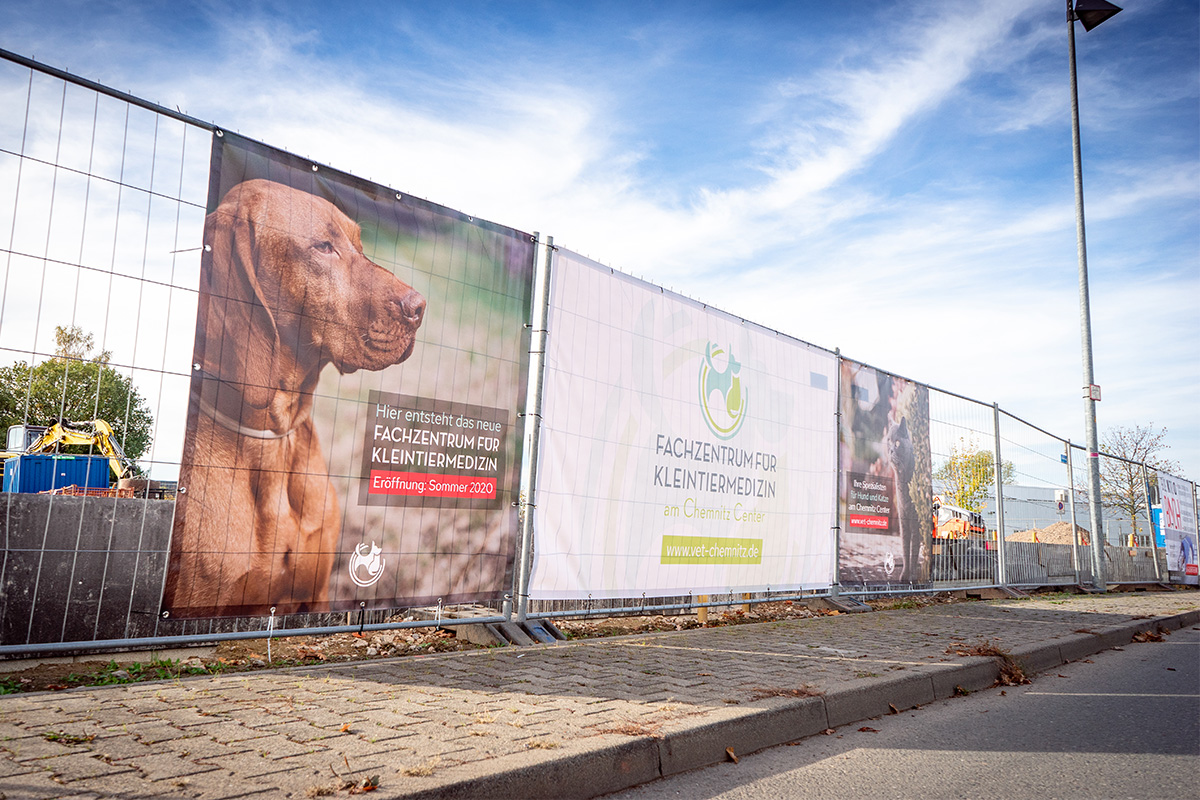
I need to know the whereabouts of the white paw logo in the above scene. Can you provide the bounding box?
[349,541,386,588]
[883,552,896,577]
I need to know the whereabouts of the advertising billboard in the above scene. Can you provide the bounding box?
[838,360,932,585]
[163,133,535,617]
[1158,471,1198,585]
[528,250,837,599]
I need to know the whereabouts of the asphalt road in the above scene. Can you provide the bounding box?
[604,625,1200,799]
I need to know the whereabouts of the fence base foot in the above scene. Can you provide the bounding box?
[807,596,872,614]
[520,619,565,644]
[455,623,509,647]
[960,586,1027,600]
[1107,583,1176,593]
[485,620,566,647]
[494,622,536,646]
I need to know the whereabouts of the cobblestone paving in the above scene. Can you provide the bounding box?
[0,592,1195,798]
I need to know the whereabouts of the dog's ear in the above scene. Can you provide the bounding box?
[200,187,281,410]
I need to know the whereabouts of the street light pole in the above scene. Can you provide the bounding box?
[1067,0,1121,591]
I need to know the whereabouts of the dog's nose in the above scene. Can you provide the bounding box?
[397,289,425,328]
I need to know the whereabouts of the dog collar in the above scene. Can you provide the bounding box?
[192,370,308,440]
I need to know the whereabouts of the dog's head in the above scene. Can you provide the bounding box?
[202,179,425,406]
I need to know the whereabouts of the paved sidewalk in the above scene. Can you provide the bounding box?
[1,592,1197,800]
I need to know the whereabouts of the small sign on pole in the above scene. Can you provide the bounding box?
[1084,384,1101,401]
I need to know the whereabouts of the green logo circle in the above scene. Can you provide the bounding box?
[699,342,747,440]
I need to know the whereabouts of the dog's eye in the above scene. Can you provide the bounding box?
[314,241,335,254]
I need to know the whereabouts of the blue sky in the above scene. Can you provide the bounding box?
[2,0,1198,479]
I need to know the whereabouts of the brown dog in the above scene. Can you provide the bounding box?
[165,179,425,615]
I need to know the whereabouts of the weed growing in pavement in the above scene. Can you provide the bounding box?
[64,658,225,688]
[41,730,95,744]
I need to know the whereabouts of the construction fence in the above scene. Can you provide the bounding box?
[1,49,1196,659]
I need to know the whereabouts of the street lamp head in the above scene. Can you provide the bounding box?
[1073,0,1122,32]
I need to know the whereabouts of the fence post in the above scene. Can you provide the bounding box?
[1066,440,1081,585]
[1089,451,1107,592]
[830,350,842,598]
[513,234,554,622]
[1142,463,1161,581]
[1194,481,1200,581]
[992,403,1008,587]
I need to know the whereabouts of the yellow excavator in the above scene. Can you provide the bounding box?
[4,419,138,481]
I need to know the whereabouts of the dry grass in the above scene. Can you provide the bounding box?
[945,639,1030,686]
[400,756,441,777]
[596,719,663,738]
[748,685,823,701]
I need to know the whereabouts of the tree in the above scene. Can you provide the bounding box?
[1100,424,1182,538]
[53,324,111,364]
[934,437,1015,512]
[0,326,153,461]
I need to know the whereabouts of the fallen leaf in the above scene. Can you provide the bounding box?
[1057,674,1067,678]
[887,704,898,715]
[858,726,878,733]
[1000,691,1007,696]
[1166,667,1176,671]
[821,728,836,736]
[340,723,351,732]
[725,747,739,764]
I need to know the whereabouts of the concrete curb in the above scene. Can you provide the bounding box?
[405,608,1200,799]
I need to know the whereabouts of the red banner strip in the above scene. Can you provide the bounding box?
[848,514,889,530]
[369,470,496,499]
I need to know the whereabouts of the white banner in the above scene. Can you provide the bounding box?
[1157,471,1198,585]
[529,250,837,599]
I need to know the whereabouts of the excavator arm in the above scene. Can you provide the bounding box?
[23,419,136,480]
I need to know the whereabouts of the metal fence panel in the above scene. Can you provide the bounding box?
[927,388,1000,588]
[2,49,1195,658]
[996,411,1080,586]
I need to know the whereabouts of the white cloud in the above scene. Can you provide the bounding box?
[1,0,1195,478]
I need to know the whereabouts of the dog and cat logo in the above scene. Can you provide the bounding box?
[349,542,386,588]
[699,342,748,440]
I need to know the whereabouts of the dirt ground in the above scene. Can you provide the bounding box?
[0,594,966,694]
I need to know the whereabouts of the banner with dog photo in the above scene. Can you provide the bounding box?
[163,133,535,618]
[528,250,838,599]
[837,360,933,585]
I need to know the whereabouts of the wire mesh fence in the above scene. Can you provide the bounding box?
[996,411,1080,586]
[927,388,1000,588]
[1,59,208,649]
[0,50,1195,659]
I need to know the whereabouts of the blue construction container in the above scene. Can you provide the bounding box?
[2,454,112,494]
